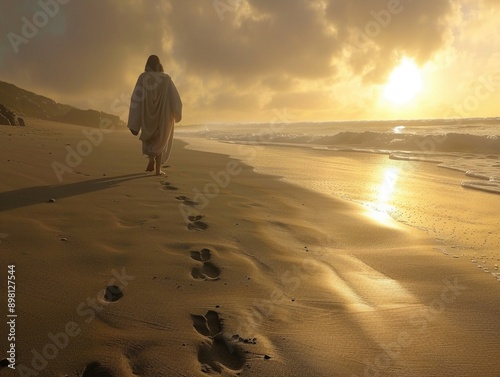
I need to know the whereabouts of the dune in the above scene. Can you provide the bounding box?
[0,118,499,376]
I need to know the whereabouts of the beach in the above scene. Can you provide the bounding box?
[1,119,499,376]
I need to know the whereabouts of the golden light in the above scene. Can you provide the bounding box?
[383,58,423,105]
[377,167,399,203]
[366,167,400,225]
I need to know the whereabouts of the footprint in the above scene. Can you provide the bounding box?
[190,248,211,262]
[81,361,115,377]
[191,310,222,337]
[191,311,246,374]
[103,285,124,302]
[161,181,178,191]
[175,195,199,207]
[191,262,221,281]
[187,215,208,231]
[197,336,246,374]
[190,248,220,280]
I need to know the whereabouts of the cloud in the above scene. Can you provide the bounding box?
[325,0,458,82]
[0,0,497,122]
[168,0,339,82]
[157,0,460,116]
[1,1,170,96]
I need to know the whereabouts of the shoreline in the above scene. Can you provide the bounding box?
[182,136,500,273]
[0,120,499,376]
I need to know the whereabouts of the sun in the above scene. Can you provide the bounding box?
[383,58,423,105]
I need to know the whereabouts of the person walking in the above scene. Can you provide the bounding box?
[128,55,182,175]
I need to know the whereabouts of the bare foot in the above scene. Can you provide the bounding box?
[154,153,163,176]
[146,160,154,172]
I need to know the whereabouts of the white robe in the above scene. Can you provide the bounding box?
[127,71,182,164]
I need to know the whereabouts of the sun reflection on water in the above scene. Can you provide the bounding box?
[366,167,400,225]
[393,125,405,134]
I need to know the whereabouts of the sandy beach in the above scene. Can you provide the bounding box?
[1,119,499,377]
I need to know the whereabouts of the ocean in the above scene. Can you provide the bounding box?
[178,118,500,194]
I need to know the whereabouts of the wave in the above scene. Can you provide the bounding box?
[177,124,500,194]
[183,129,500,155]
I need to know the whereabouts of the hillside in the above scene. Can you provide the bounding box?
[0,81,124,128]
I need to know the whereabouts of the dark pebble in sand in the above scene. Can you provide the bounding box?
[264,355,271,360]
[48,198,56,203]
[60,238,68,242]
[104,285,123,302]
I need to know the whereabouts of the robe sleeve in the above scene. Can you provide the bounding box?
[169,80,182,123]
[127,75,144,134]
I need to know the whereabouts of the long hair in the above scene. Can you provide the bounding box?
[145,55,164,72]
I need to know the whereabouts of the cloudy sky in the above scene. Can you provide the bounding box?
[1,0,499,125]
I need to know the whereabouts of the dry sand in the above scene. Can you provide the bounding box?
[0,119,499,376]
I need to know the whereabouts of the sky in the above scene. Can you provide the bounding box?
[1,0,500,125]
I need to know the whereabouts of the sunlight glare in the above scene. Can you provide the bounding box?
[393,125,405,134]
[383,58,423,105]
[366,167,400,225]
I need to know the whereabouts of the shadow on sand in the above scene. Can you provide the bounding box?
[0,173,150,213]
